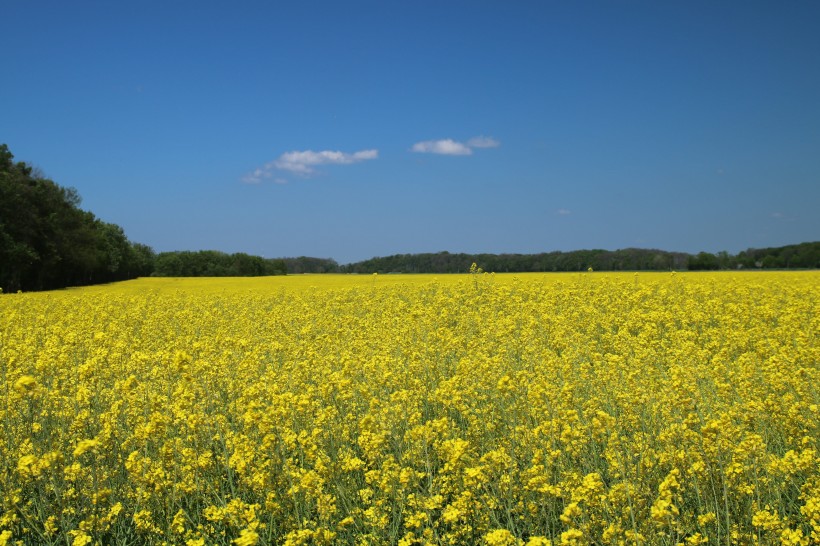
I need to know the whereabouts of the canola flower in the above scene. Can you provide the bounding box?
[0,272,818,545]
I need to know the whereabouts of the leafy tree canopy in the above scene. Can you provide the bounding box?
[0,144,155,292]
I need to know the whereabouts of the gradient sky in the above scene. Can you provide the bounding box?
[3,1,819,264]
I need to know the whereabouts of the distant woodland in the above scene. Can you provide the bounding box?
[2,143,818,292]
[340,242,820,274]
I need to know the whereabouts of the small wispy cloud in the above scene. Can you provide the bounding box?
[243,148,378,183]
[467,136,500,149]
[242,167,272,184]
[276,149,378,175]
[770,211,797,222]
[557,208,572,216]
[411,135,500,156]
[412,139,473,156]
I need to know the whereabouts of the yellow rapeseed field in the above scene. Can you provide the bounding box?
[1,271,818,546]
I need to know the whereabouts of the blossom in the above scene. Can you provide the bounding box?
[13,375,37,394]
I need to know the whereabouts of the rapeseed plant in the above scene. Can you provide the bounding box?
[0,272,817,544]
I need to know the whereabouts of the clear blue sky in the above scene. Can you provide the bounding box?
[3,1,818,264]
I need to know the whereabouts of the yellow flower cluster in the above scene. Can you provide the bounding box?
[0,272,817,545]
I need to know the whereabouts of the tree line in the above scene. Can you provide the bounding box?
[2,143,817,292]
[339,244,820,274]
[152,251,287,277]
[1,144,154,292]
[152,244,820,277]
[151,252,341,276]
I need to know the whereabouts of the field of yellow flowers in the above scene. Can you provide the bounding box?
[1,271,818,546]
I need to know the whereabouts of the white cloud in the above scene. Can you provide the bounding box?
[467,136,500,149]
[411,136,500,156]
[412,139,473,156]
[243,148,378,182]
[557,209,572,215]
[275,149,378,175]
[242,167,272,184]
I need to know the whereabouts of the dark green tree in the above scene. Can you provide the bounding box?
[0,144,155,291]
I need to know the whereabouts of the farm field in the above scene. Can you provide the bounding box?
[1,272,818,546]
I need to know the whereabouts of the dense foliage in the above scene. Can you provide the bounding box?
[342,249,686,274]
[341,244,820,274]
[732,242,820,270]
[153,251,287,277]
[150,253,339,277]
[1,273,818,545]
[150,245,820,277]
[133,245,820,279]
[0,144,154,292]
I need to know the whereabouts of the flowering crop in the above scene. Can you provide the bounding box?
[1,272,818,545]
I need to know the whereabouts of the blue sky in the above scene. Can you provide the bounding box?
[3,1,818,264]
